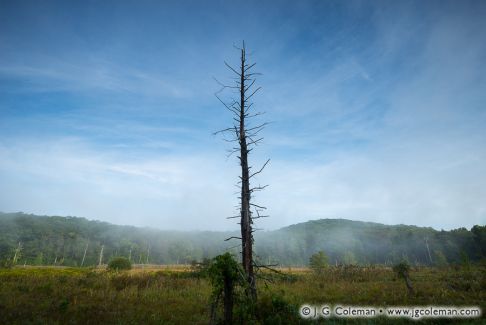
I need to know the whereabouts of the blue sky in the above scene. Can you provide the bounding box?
[1,0,485,230]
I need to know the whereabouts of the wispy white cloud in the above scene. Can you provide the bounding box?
[0,58,191,98]
[0,1,485,231]
[0,138,239,230]
[2,126,484,231]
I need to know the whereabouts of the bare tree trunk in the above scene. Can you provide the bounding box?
[425,237,433,264]
[210,293,221,325]
[215,41,269,303]
[12,242,22,265]
[238,44,257,300]
[81,241,89,267]
[98,245,104,267]
[404,270,415,295]
[223,274,234,324]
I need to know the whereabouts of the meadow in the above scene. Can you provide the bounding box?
[0,264,484,324]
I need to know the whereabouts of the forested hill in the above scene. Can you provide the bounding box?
[0,212,484,267]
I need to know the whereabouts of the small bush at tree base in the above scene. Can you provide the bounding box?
[208,253,243,324]
[107,257,131,271]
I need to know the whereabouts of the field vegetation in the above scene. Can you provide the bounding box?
[0,263,484,324]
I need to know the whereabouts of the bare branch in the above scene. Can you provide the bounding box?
[224,61,241,76]
[222,137,239,143]
[245,111,265,119]
[245,86,262,101]
[213,127,235,135]
[253,215,270,219]
[246,122,269,132]
[254,209,269,219]
[244,103,254,114]
[253,263,283,275]
[249,159,270,178]
[213,76,239,90]
[225,148,239,159]
[215,93,239,116]
[244,62,257,71]
[244,78,256,92]
[250,185,269,192]
[247,137,264,147]
[250,203,267,209]
[224,236,242,241]
[225,243,242,251]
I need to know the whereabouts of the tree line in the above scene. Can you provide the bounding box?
[1,212,484,267]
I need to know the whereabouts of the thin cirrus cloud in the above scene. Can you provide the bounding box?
[0,138,238,230]
[0,0,485,230]
[0,61,191,99]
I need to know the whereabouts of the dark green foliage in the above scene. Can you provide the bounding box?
[208,253,243,324]
[0,212,237,267]
[190,257,211,278]
[2,257,13,269]
[309,251,328,274]
[393,261,414,294]
[208,253,241,294]
[433,249,448,267]
[256,291,299,324]
[471,225,486,258]
[342,251,358,265]
[1,212,484,267]
[393,261,411,279]
[108,257,131,271]
[460,250,471,269]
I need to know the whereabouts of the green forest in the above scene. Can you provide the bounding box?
[1,212,484,267]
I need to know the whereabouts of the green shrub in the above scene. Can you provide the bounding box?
[434,249,448,267]
[309,251,328,274]
[393,260,415,294]
[257,291,298,324]
[392,261,410,278]
[342,251,358,265]
[190,257,211,278]
[107,257,131,271]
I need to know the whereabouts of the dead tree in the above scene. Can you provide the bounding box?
[424,237,433,264]
[12,242,22,265]
[81,241,89,267]
[393,261,415,295]
[98,244,104,267]
[215,41,269,301]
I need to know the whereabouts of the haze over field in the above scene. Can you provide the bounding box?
[1,212,484,267]
[1,0,485,231]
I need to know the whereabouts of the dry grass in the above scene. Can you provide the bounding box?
[0,265,484,324]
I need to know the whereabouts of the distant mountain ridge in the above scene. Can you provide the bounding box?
[0,212,484,267]
[282,217,433,228]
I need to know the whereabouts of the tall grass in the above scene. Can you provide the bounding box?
[0,265,484,324]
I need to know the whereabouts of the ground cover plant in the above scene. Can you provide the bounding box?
[107,257,132,271]
[0,264,484,324]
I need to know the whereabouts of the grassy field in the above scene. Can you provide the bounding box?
[0,265,484,324]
